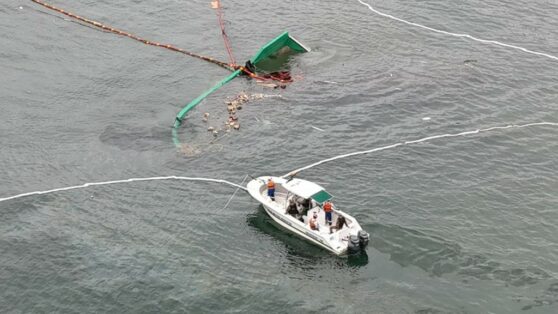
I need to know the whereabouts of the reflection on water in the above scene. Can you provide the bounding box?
[367,223,553,288]
[99,124,171,152]
[347,250,369,268]
[246,206,369,268]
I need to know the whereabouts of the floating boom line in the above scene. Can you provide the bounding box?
[356,0,558,62]
[30,0,235,71]
[0,176,247,203]
[28,0,310,147]
[283,122,558,177]
[3,122,556,203]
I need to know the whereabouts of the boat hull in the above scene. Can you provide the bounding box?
[247,176,367,256]
[261,203,344,254]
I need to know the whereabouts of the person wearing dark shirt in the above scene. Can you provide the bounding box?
[330,215,348,234]
[285,199,299,216]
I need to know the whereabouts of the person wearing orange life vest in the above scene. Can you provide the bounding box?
[267,178,275,201]
[323,200,333,225]
[309,212,319,231]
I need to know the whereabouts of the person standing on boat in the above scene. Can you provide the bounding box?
[297,197,310,217]
[323,201,333,225]
[286,198,299,216]
[267,178,276,201]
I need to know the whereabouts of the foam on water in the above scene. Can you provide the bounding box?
[357,0,558,62]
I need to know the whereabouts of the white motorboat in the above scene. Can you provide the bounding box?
[247,176,369,255]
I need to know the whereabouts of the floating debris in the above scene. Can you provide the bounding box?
[221,91,254,129]
[202,112,210,122]
[257,82,284,89]
[238,91,249,101]
[422,117,431,121]
[203,91,284,139]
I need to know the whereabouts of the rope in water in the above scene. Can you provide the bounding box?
[283,122,558,177]
[30,0,235,71]
[0,176,247,203]
[213,0,236,66]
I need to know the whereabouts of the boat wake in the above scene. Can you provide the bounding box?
[356,0,558,62]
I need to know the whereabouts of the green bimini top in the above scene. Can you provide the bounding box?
[310,190,333,204]
[283,178,333,204]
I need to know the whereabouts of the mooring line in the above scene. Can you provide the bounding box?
[284,122,558,177]
[0,176,247,203]
[212,0,236,65]
[356,0,558,62]
[221,174,249,210]
[29,0,235,71]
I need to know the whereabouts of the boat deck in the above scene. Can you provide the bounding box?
[248,176,364,255]
[267,189,350,238]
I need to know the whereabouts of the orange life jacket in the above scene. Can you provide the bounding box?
[323,201,332,212]
[309,217,317,230]
[267,180,275,189]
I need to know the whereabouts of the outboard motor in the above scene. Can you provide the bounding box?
[348,234,360,254]
[358,230,370,249]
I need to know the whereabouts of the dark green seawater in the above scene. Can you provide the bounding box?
[1,0,558,313]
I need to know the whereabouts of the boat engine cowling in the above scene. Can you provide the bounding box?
[348,234,360,254]
[358,230,369,249]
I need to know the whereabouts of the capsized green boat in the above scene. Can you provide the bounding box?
[172,32,309,147]
[247,31,310,71]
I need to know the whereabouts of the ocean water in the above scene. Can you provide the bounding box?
[1,0,557,313]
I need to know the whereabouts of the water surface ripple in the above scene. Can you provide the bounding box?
[1,0,557,313]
